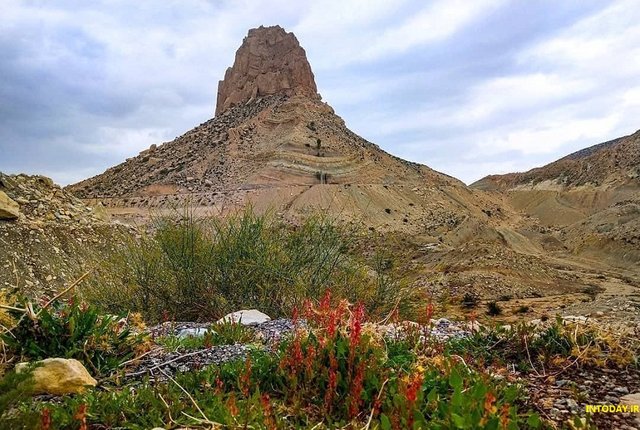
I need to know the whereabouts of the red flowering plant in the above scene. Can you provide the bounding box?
[278,291,387,422]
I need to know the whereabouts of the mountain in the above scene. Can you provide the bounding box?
[67,26,500,239]
[471,132,640,269]
[0,172,130,294]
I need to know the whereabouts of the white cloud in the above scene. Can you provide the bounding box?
[359,0,505,62]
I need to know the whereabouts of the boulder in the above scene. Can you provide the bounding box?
[16,358,97,395]
[218,309,271,325]
[0,190,19,220]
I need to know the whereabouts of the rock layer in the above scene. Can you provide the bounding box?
[215,25,319,116]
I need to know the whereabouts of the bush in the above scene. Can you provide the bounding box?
[486,301,503,316]
[84,208,414,322]
[461,292,480,309]
[0,296,144,376]
[447,317,639,372]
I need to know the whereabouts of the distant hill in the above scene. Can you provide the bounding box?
[472,131,640,191]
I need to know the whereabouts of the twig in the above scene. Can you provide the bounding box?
[378,298,401,325]
[38,270,92,314]
[361,378,389,430]
[450,354,471,372]
[158,392,176,427]
[0,304,27,312]
[533,340,593,379]
[117,347,158,368]
[524,335,543,377]
[157,367,220,427]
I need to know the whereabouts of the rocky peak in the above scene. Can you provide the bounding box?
[215,25,319,116]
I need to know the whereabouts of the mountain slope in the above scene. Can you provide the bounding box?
[64,25,623,306]
[471,132,640,269]
[472,131,640,192]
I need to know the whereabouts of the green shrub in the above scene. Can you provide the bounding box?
[447,317,637,373]
[84,208,414,322]
[461,292,480,309]
[0,297,144,376]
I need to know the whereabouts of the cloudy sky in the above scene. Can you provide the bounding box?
[2,0,640,185]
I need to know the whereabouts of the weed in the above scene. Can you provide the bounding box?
[1,296,144,376]
[4,299,546,429]
[84,208,418,322]
[157,321,256,351]
[461,292,480,309]
[486,301,503,316]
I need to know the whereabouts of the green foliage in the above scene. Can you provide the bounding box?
[84,208,414,322]
[4,299,545,429]
[213,320,257,345]
[447,317,637,373]
[0,297,143,376]
[0,367,35,423]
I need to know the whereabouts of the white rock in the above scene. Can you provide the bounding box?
[177,327,212,338]
[218,309,271,325]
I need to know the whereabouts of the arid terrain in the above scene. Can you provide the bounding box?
[60,25,640,326]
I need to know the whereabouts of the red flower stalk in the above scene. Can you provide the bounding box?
[261,394,277,430]
[212,376,224,395]
[280,334,304,374]
[303,343,317,377]
[425,302,434,323]
[73,403,88,430]
[323,352,338,413]
[349,303,365,348]
[41,408,51,430]
[227,393,239,417]
[348,362,365,418]
[240,357,252,397]
[402,372,424,428]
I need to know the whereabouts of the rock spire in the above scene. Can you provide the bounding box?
[215,25,319,115]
